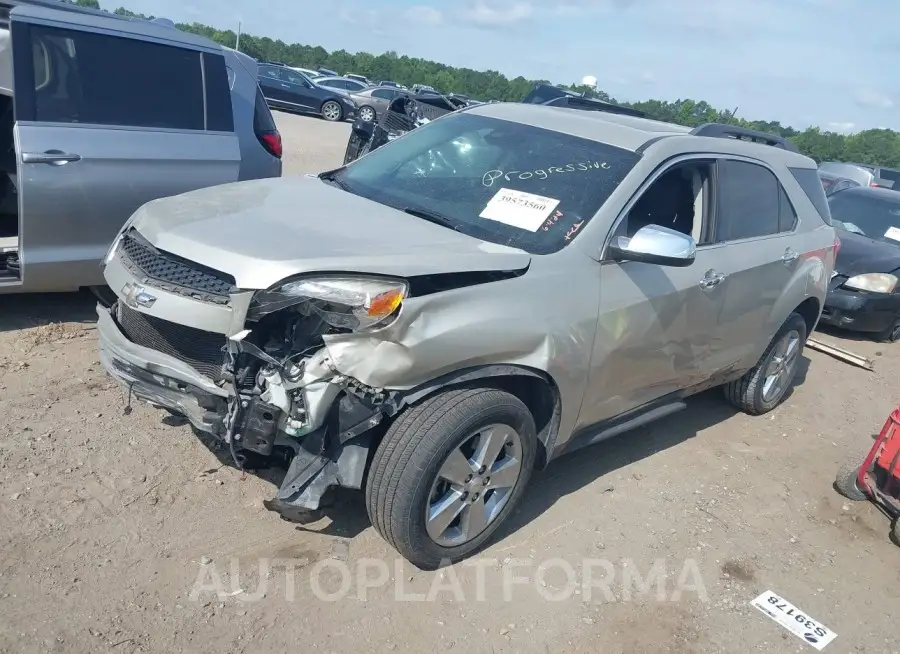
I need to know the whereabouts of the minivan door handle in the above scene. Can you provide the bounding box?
[782,248,800,265]
[699,269,726,289]
[22,150,81,166]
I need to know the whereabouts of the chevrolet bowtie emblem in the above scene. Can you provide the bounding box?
[122,282,157,309]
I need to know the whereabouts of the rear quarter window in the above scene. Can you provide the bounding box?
[789,167,833,226]
[204,53,234,132]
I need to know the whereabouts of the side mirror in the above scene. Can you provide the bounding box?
[607,224,696,267]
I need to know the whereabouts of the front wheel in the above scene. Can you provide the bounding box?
[365,387,537,570]
[876,316,900,343]
[723,312,807,415]
[321,100,343,122]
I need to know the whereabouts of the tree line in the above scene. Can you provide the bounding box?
[63,0,900,168]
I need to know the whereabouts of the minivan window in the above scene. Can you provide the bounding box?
[27,24,204,130]
[333,112,641,254]
[203,53,234,132]
[715,160,782,241]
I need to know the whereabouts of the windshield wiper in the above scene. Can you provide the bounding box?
[318,168,351,192]
[403,206,461,232]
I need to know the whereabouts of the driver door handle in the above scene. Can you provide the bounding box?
[782,248,800,265]
[699,270,726,289]
[22,150,81,165]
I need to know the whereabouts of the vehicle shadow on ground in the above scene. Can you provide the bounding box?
[190,356,813,545]
[815,323,882,345]
[0,290,98,334]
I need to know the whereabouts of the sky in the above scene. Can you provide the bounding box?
[112,0,900,134]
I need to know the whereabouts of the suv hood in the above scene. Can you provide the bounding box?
[834,229,900,276]
[127,176,531,289]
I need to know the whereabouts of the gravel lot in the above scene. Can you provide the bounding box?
[1,110,898,654]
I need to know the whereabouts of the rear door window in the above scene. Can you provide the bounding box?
[715,160,782,241]
[372,89,395,100]
[25,24,204,130]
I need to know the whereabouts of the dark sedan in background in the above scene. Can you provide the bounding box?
[258,64,357,121]
[821,186,900,342]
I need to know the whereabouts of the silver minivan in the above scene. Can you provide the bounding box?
[0,1,282,295]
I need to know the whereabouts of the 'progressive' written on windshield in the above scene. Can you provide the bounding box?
[482,161,611,187]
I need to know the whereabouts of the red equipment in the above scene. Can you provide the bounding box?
[836,406,900,545]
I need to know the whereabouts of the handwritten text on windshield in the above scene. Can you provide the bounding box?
[482,161,611,187]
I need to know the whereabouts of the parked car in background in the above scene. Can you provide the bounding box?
[818,170,860,196]
[817,161,892,189]
[314,76,369,94]
[317,66,338,77]
[258,63,357,121]
[291,66,320,79]
[845,163,900,190]
[0,0,281,296]
[379,80,401,88]
[821,186,900,342]
[344,72,371,86]
[411,83,435,93]
[97,110,834,569]
[348,86,406,123]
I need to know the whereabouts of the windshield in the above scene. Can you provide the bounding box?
[828,192,900,246]
[333,112,641,254]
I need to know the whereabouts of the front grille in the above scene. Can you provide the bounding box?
[118,230,237,303]
[116,303,228,382]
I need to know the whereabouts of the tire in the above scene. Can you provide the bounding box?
[89,285,117,308]
[365,387,537,570]
[833,457,868,501]
[321,100,343,122]
[875,316,900,343]
[891,519,900,547]
[723,312,807,415]
[358,105,376,123]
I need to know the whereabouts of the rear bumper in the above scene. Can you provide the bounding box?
[97,304,229,435]
[821,287,900,333]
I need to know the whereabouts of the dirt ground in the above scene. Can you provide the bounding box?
[1,112,898,654]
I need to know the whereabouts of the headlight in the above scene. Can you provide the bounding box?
[844,273,898,293]
[252,276,408,331]
[102,234,121,266]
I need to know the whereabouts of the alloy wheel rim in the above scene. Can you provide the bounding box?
[323,103,341,120]
[425,424,523,547]
[762,329,801,402]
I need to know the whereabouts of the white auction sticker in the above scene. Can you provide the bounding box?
[479,188,560,232]
[751,590,837,650]
[885,226,900,242]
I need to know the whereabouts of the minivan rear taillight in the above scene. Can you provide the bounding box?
[259,131,282,158]
[253,85,282,159]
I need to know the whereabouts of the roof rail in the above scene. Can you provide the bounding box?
[691,123,798,153]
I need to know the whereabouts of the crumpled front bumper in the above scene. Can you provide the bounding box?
[97,303,230,434]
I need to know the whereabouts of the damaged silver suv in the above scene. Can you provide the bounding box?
[98,104,837,569]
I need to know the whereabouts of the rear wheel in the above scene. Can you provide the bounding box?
[834,457,868,501]
[321,101,343,122]
[358,105,376,122]
[365,387,536,570]
[723,313,807,415]
[876,316,900,343]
